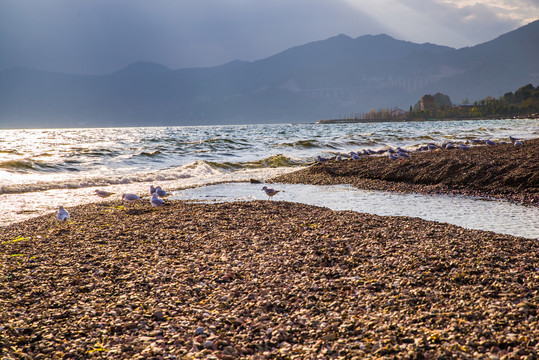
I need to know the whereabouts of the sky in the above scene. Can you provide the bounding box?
[1,0,538,74]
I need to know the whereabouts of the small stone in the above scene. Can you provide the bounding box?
[153,310,164,321]
[223,346,236,355]
[194,335,204,344]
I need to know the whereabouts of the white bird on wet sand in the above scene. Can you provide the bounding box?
[150,185,156,195]
[151,193,165,209]
[350,152,361,160]
[396,147,409,153]
[155,186,168,198]
[397,151,411,158]
[57,206,70,222]
[122,193,141,204]
[317,155,329,163]
[262,186,280,200]
[95,189,115,198]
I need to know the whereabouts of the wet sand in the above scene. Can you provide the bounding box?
[2,198,539,359]
[272,138,539,206]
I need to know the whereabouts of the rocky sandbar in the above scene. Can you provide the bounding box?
[272,138,539,205]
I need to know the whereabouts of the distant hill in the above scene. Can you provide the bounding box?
[1,20,538,128]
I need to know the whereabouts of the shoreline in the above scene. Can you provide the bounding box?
[271,138,539,206]
[316,114,539,124]
[2,200,539,358]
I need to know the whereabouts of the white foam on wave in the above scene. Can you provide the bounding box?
[0,161,229,194]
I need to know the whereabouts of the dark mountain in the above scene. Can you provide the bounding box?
[425,20,539,102]
[1,21,538,128]
[113,61,172,76]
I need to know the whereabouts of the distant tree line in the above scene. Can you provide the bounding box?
[342,107,406,121]
[406,84,539,120]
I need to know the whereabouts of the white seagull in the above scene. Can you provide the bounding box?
[350,152,361,160]
[317,155,329,163]
[397,151,411,158]
[57,206,70,222]
[151,193,165,209]
[150,185,157,195]
[122,193,141,204]
[95,189,115,198]
[155,186,168,198]
[262,186,280,200]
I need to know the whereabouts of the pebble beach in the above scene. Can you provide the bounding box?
[1,139,539,359]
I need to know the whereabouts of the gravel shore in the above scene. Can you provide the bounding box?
[2,199,539,359]
[272,138,539,206]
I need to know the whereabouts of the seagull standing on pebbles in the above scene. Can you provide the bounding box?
[122,193,141,204]
[150,185,156,195]
[57,206,70,222]
[317,155,329,163]
[155,186,168,198]
[262,186,280,200]
[151,193,165,209]
[350,152,361,160]
[95,190,115,198]
[397,151,411,158]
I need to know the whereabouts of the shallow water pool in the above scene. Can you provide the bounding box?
[172,182,539,239]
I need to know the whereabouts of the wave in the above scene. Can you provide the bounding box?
[0,155,306,195]
[205,137,247,145]
[186,154,306,171]
[0,149,22,155]
[0,159,64,173]
[0,161,218,194]
[179,137,251,148]
[70,147,119,157]
[416,135,436,140]
[238,154,306,169]
[274,140,322,149]
[136,150,162,157]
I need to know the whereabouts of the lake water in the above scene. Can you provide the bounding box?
[1,119,538,238]
[174,183,539,239]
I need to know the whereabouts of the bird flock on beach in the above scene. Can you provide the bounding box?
[316,136,523,164]
[57,184,283,223]
[94,185,170,206]
[57,184,172,223]
[56,136,522,223]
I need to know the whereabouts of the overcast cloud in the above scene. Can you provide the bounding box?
[0,0,537,74]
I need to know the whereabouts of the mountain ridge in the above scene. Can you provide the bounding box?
[1,20,538,128]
